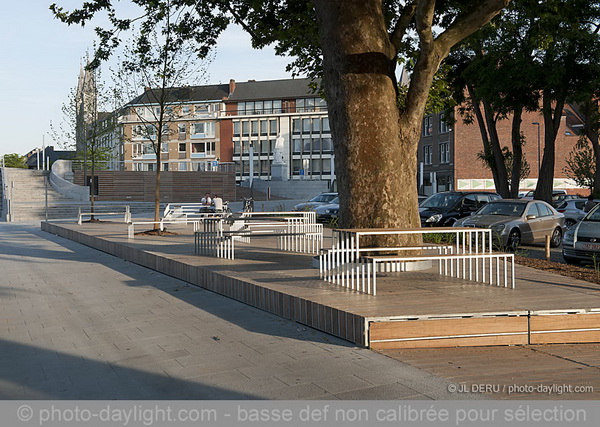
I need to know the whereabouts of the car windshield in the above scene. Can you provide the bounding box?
[584,205,600,222]
[477,202,526,217]
[309,194,336,203]
[329,197,339,204]
[420,193,462,208]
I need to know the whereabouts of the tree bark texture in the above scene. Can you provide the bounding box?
[582,99,600,196]
[510,108,523,198]
[534,92,565,203]
[483,100,510,198]
[314,0,417,234]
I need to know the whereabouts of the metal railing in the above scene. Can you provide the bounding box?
[320,227,515,296]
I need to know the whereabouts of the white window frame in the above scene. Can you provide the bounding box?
[440,142,450,163]
[424,145,433,165]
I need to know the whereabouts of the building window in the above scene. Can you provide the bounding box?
[439,113,450,133]
[440,142,450,163]
[424,145,432,165]
[195,104,209,115]
[233,121,240,136]
[191,122,215,138]
[269,119,277,135]
[178,143,186,152]
[132,143,143,158]
[423,116,433,136]
[296,98,327,113]
[181,105,190,115]
[143,142,154,155]
[178,123,186,135]
[179,162,187,171]
[191,141,216,157]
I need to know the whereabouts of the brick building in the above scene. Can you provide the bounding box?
[121,84,230,172]
[418,105,587,195]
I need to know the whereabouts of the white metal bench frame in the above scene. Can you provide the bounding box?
[78,206,131,225]
[127,219,202,239]
[195,214,323,259]
[319,227,515,295]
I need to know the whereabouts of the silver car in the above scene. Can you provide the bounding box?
[454,199,565,250]
[563,203,600,265]
[292,192,338,211]
[555,198,587,228]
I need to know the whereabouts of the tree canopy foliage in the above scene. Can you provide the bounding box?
[447,0,600,202]
[2,154,27,169]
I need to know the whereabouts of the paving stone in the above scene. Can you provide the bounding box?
[0,223,488,400]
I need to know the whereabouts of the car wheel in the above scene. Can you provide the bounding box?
[550,227,563,248]
[563,255,581,265]
[565,219,576,228]
[507,229,521,251]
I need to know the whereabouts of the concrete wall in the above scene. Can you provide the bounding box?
[251,179,332,201]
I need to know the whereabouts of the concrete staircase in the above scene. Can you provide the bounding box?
[1,168,155,222]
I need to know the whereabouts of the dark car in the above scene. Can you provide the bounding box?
[419,191,501,227]
[315,197,339,223]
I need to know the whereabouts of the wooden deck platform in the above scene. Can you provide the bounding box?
[41,221,600,349]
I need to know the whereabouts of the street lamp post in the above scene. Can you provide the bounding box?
[532,122,541,176]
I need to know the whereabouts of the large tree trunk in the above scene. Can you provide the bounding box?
[313,0,509,241]
[582,99,600,196]
[534,91,565,203]
[510,108,523,198]
[482,100,510,198]
[314,0,415,234]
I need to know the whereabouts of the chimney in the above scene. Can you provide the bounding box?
[228,79,236,96]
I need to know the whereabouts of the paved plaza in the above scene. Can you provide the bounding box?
[2,221,600,401]
[0,223,468,400]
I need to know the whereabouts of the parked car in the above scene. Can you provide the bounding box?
[552,194,579,207]
[315,197,339,223]
[454,199,565,250]
[555,198,587,228]
[563,203,600,265]
[521,190,570,206]
[292,192,338,211]
[418,194,428,205]
[419,191,501,227]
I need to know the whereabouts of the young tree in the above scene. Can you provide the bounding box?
[2,154,27,168]
[51,0,510,238]
[113,5,210,229]
[564,137,595,194]
[50,65,117,218]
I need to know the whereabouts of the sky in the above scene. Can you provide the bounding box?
[0,1,293,157]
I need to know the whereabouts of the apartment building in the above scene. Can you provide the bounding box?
[120,84,229,172]
[222,78,332,183]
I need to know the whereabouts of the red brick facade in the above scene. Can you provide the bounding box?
[418,105,586,195]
